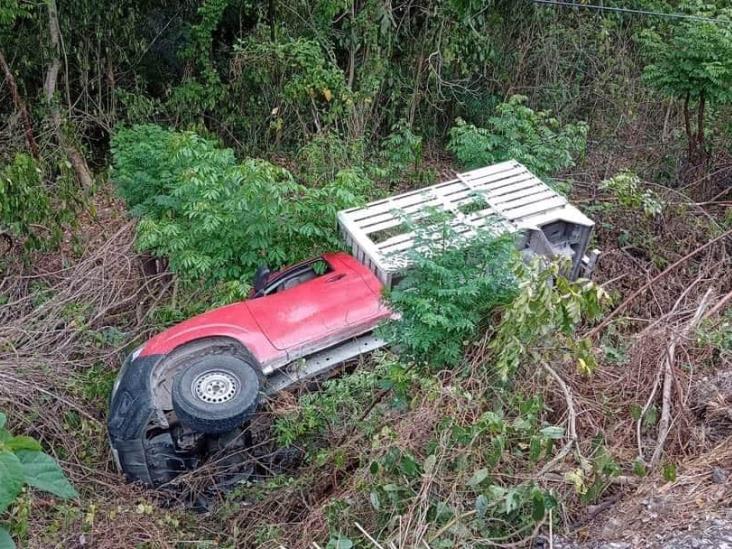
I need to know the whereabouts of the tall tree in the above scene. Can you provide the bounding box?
[642,8,732,165]
[44,0,93,188]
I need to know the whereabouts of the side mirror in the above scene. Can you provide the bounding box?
[253,265,270,294]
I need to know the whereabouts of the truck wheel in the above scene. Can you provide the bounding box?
[172,353,260,434]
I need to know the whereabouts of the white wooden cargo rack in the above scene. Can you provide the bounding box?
[337,160,598,287]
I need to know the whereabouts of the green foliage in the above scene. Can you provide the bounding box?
[112,124,367,292]
[642,5,732,161]
[231,36,351,144]
[447,96,588,177]
[0,154,78,252]
[379,120,424,184]
[697,310,732,364]
[601,171,664,217]
[0,0,29,29]
[379,216,518,367]
[490,260,610,380]
[296,131,365,186]
[564,443,620,503]
[274,358,391,446]
[326,537,353,549]
[642,7,732,106]
[365,392,561,544]
[0,411,77,548]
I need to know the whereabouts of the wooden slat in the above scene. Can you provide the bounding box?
[348,180,463,220]
[490,185,553,205]
[483,179,546,201]
[493,189,559,212]
[377,214,509,255]
[459,161,521,180]
[472,174,538,195]
[359,197,444,233]
[337,212,388,274]
[503,195,567,220]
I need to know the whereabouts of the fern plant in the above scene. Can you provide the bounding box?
[447,95,588,178]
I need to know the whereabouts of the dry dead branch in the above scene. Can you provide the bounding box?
[649,289,713,467]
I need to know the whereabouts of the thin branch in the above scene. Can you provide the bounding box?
[587,228,732,339]
[538,362,578,476]
[649,289,712,467]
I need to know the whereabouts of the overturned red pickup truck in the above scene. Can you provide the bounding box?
[108,161,598,487]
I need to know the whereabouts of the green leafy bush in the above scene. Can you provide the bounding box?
[296,131,366,186]
[274,358,390,446]
[379,214,518,367]
[111,125,368,291]
[231,36,351,143]
[362,389,563,545]
[601,171,664,217]
[379,120,424,185]
[0,411,77,547]
[447,95,588,177]
[0,154,78,251]
[490,260,609,379]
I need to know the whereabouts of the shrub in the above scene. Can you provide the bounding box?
[296,131,366,186]
[447,95,588,177]
[111,125,368,291]
[379,213,519,367]
[601,171,664,217]
[231,36,351,143]
[379,120,424,185]
[0,153,78,251]
[0,411,77,547]
[489,259,609,380]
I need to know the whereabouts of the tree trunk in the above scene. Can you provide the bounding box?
[683,91,695,163]
[697,89,706,163]
[408,49,426,128]
[268,0,276,41]
[346,2,356,90]
[0,49,40,159]
[45,0,93,189]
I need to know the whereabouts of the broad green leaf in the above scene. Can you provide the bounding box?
[529,436,543,462]
[369,491,380,511]
[475,494,489,518]
[0,413,6,430]
[531,490,546,521]
[326,537,353,549]
[540,426,565,440]
[15,451,77,499]
[504,488,523,514]
[467,468,489,488]
[399,454,420,478]
[0,451,24,514]
[5,436,41,452]
[0,527,15,549]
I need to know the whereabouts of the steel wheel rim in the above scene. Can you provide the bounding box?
[192,370,238,404]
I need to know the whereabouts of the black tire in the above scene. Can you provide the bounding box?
[172,351,260,434]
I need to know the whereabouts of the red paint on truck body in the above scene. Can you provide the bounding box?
[140,252,391,367]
